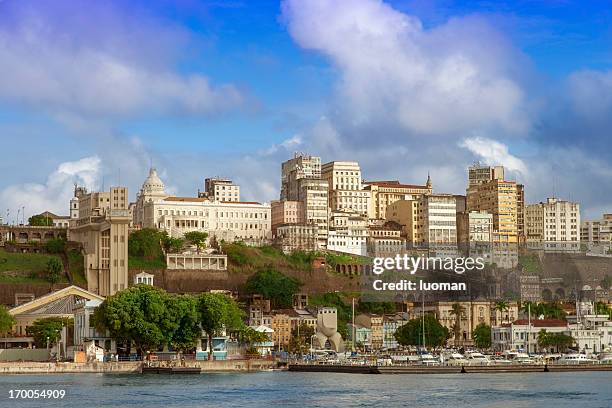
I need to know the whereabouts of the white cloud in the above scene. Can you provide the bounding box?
[282,0,530,137]
[0,156,101,221]
[459,136,527,174]
[0,3,247,118]
[259,135,303,156]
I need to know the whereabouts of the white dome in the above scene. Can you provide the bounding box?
[141,168,166,195]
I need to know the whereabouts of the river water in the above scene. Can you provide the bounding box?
[0,371,609,407]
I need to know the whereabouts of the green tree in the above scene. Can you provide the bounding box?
[449,303,466,345]
[160,231,184,254]
[166,294,201,352]
[287,322,315,354]
[45,237,66,254]
[394,314,449,348]
[0,305,15,335]
[26,317,71,348]
[537,329,574,352]
[494,300,510,323]
[184,231,209,254]
[472,323,492,349]
[46,258,63,284]
[93,285,178,355]
[595,302,612,319]
[244,267,301,308]
[197,293,244,360]
[357,301,396,315]
[128,229,165,261]
[28,214,53,226]
[531,302,566,320]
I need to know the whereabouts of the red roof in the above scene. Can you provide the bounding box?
[512,319,567,327]
[364,180,428,189]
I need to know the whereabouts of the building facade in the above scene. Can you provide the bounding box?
[363,178,432,220]
[525,197,580,252]
[70,187,130,296]
[321,161,370,216]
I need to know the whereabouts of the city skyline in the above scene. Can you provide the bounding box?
[0,0,611,220]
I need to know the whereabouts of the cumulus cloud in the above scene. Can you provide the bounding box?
[282,0,531,137]
[0,156,101,221]
[0,0,247,118]
[459,137,527,175]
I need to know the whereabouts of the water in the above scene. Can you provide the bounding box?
[0,371,610,407]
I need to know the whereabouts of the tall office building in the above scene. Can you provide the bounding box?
[321,161,370,216]
[280,153,321,201]
[279,154,328,248]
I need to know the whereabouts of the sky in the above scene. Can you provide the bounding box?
[0,0,611,222]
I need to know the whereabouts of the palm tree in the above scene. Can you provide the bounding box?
[495,300,510,324]
[449,303,466,346]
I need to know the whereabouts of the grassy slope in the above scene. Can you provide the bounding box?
[0,248,66,283]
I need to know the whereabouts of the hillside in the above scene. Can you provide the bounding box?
[0,248,67,284]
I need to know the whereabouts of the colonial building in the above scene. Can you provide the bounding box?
[133,169,271,245]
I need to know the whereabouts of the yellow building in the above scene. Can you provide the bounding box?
[363,177,432,220]
[270,312,292,348]
[467,179,520,244]
[70,187,130,296]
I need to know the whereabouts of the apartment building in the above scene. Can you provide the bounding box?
[327,210,368,256]
[581,214,612,250]
[321,161,370,216]
[525,197,580,252]
[201,177,240,202]
[280,153,321,201]
[363,177,432,220]
[271,200,304,236]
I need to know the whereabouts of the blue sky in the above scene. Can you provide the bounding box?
[0,0,611,221]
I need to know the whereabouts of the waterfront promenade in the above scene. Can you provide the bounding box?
[0,359,277,374]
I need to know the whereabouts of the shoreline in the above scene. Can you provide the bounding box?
[0,359,279,375]
[288,363,612,375]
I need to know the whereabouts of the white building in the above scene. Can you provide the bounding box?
[133,169,271,245]
[327,211,368,256]
[202,177,240,202]
[581,214,612,252]
[491,319,568,353]
[322,161,371,216]
[525,197,580,252]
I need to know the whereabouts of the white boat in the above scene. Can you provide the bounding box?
[442,352,466,366]
[419,354,440,366]
[598,352,612,364]
[489,355,512,365]
[465,351,490,366]
[558,353,597,365]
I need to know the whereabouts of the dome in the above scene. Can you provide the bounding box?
[141,168,166,195]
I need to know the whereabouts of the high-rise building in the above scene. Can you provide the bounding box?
[70,187,130,296]
[364,177,432,220]
[468,164,505,188]
[467,178,520,244]
[297,178,329,248]
[466,164,524,244]
[525,198,580,252]
[321,161,370,216]
[279,154,328,248]
[201,177,240,202]
[280,153,321,201]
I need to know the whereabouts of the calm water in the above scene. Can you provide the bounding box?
[0,371,610,407]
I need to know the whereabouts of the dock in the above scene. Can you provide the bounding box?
[288,363,612,374]
[142,366,202,374]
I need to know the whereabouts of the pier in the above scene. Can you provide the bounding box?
[288,364,612,374]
